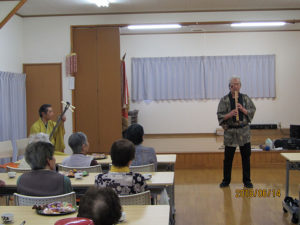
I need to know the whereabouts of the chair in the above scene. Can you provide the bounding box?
[14,191,76,206]
[0,140,14,205]
[0,140,13,162]
[16,138,29,157]
[57,164,102,173]
[130,163,155,172]
[119,190,151,205]
[6,166,31,173]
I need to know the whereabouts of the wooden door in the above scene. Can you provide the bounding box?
[73,28,99,153]
[97,27,122,153]
[24,63,62,136]
[72,27,122,153]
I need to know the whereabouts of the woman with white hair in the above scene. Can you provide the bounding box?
[17,141,72,196]
[62,132,98,167]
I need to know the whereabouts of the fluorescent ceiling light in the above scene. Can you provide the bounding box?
[128,24,182,30]
[89,0,110,7]
[231,22,286,27]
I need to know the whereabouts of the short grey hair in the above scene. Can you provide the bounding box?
[68,132,88,154]
[229,76,241,86]
[25,142,54,170]
[29,133,51,144]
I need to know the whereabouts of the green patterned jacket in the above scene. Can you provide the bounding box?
[217,93,256,147]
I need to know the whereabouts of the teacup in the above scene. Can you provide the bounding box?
[1,213,14,223]
[75,172,83,179]
[142,174,152,180]
[7,172,16,178]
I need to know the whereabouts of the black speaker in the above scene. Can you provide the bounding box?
[274,138,300,150]
[250,124,277,129]
[290,125,300,139]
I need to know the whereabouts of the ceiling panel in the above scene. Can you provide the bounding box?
[17,0,300,17]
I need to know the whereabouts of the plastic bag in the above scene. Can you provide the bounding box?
[265,138,273,149]
[159,188,169,205]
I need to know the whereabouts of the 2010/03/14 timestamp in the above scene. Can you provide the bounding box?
[235,189,281,198]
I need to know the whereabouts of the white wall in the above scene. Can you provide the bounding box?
[0,15,23,73]
[121,32,300,133]
[21,11,300,140]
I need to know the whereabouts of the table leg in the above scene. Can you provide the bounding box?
[168,184,176,225]
[166,185,175,211]
[169,163,174,171]
[6,196,10,205]
[285,160,290,197]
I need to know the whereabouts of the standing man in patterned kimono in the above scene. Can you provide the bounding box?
[30,104,66,153]
[217,77,256,188]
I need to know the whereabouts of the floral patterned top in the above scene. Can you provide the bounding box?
[95,172,147,195]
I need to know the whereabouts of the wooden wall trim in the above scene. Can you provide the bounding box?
[145,133,216,138]
[23,63,61,66]
[144,129,290,139]
[174,150,300,169]
[0,0,27,29]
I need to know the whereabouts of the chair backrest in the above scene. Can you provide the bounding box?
[109,163,155,172]
[57,164,102,173]
[119,190,151,205]
[14,191,76,206]
[6,166,31,173]
[0,140,13,160]
[16,138,30,156]
[130,163,155,172]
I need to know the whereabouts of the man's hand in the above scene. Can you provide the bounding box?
[61,115,66,122]
[224,109,238,120]
[237,103,248,115]
[230,109,238,117]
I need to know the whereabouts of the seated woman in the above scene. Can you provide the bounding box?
[17,141,72,196]
[124,124,157,170]
[62,132,98,167]
[77,186,122,225]
[95,139,147,195]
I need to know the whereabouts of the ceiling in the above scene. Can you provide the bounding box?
[14,0,300,33]
[17,0,300,17]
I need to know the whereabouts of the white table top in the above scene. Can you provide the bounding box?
[155,154,177,164]
[280,153,300,162]
[16,154,177,165]
[0,205,170,225]
[0,172,174,188]
[94,154,176,165]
